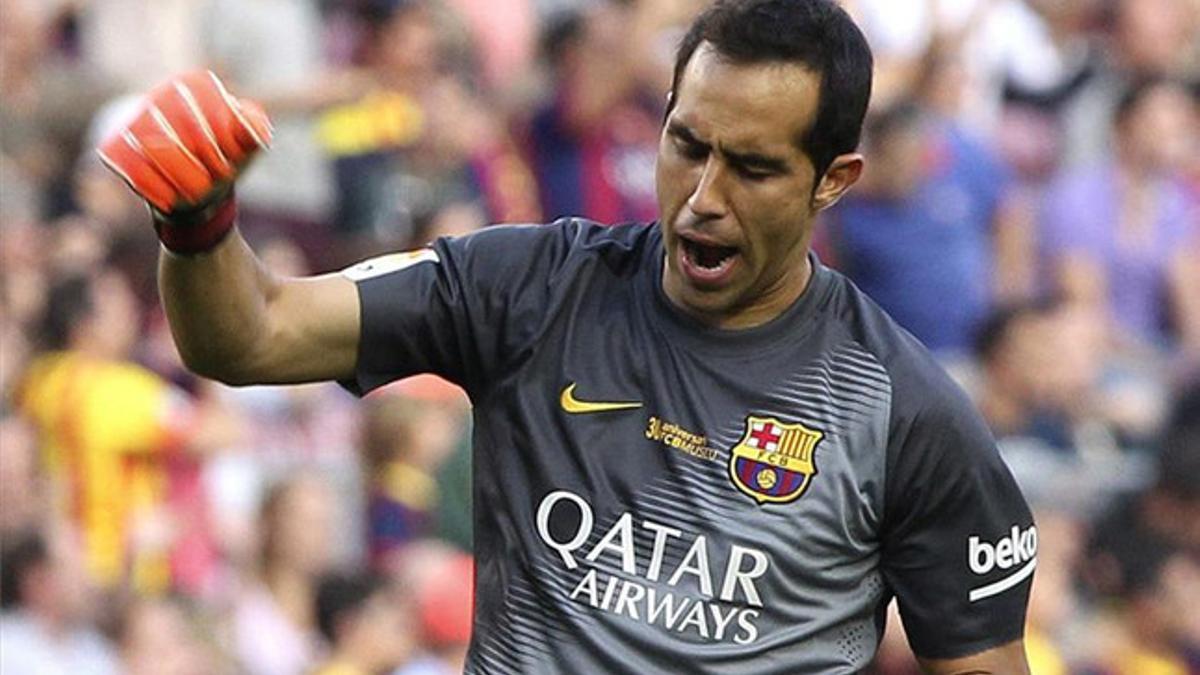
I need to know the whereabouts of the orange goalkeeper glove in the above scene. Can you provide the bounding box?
[97,71,273,254]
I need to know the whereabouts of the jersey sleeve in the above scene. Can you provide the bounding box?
[339,221,578,398]
[880,372,1035,660]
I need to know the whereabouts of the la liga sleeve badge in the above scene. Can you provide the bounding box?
[728,416,823,504]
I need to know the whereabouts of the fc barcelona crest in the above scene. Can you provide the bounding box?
[728,416,823,504]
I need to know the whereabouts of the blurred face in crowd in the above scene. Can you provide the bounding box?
[265,477,336,576]
[1118,82,1197,174]
[657,43,861,329]
[1114,0,1196,74]
[376,4,441,85]
[861,116,925,199]
[1134,553,1200,645]
[984,309,1053,401]
[341,586,415,672]
[1034,304,1104,409]
[77,269,139,361]
[0,0,45,78]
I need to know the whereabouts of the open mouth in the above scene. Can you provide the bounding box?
[679,236,740,284]
[683,238,738,269]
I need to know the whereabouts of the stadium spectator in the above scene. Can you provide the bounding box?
[1022,510,1083,675]
[1083,533,1200,674]
[0,415,46,538]
[230,474,336,675]
[0,0,116,220]
[17,269,217,594]
[0,527,118,675]
[441,0,537,94]
[75,0,210,93]
[523,0,688,223]
[828,100,1019,355]
[1090,379,1200,559]
[311,570,413,675]
[203,0,371,266]
[973,299,1079,453]
[318,0,537,260]
[1040,78,1200,354]
[362,392,461,568]
[1058,0,1199,169]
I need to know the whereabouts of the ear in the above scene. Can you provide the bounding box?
[811,153,864,212]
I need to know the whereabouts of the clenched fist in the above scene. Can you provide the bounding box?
[97,71,272,253]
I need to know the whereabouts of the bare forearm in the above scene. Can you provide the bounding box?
[158,228,280,384]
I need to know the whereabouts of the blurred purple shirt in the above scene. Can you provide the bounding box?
[1040,162,1199,345]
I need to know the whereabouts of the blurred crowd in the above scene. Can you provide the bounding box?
[0,0,1198,673]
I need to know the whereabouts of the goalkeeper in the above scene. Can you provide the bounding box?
[99,0,1035,672]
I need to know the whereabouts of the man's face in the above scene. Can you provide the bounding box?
[656,44,844,329]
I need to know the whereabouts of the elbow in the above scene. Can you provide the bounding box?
[202,368,262,388]
[177,346,265,387]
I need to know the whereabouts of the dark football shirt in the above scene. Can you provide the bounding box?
[340,220,1036,673]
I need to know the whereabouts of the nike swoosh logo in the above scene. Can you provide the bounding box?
[560,383,642,414]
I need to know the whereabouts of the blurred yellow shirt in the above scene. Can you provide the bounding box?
[1112,648,1189,675]
[19,352,191,592]
[310,662,368,675]
[1025,628,1066,675]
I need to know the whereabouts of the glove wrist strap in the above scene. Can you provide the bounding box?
[153,187,238,255]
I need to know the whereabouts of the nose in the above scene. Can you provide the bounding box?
[686,156,729,220]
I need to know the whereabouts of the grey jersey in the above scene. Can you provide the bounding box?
[342,220,1035,673]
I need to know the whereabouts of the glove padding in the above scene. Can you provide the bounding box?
[97,70,272,215]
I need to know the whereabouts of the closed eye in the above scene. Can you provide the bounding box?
[673,134,709,161]
[668,124,709,162]
[732,164,774,181]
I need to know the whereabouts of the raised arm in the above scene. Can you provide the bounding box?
[99,71,360,386]
[158,229,359,385]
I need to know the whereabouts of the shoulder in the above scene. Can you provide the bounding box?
[437,218,657,282]
[451,218,655,252]
[822,268,989,447]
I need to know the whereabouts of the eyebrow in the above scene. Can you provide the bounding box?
[667,122,790,174]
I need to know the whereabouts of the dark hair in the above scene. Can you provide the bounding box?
[0,529,50,610]
[864,99,923,147]
[973,296,1062,362]
[39,274,94,351]
[668,0,874,179]
[1114,77,1187,127]
[1158,378,1200,501]
[1113,532,1184,600]
[541,10,584,67]
[315,570,390,643]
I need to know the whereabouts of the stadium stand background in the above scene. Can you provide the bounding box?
[0,0,1197,673]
